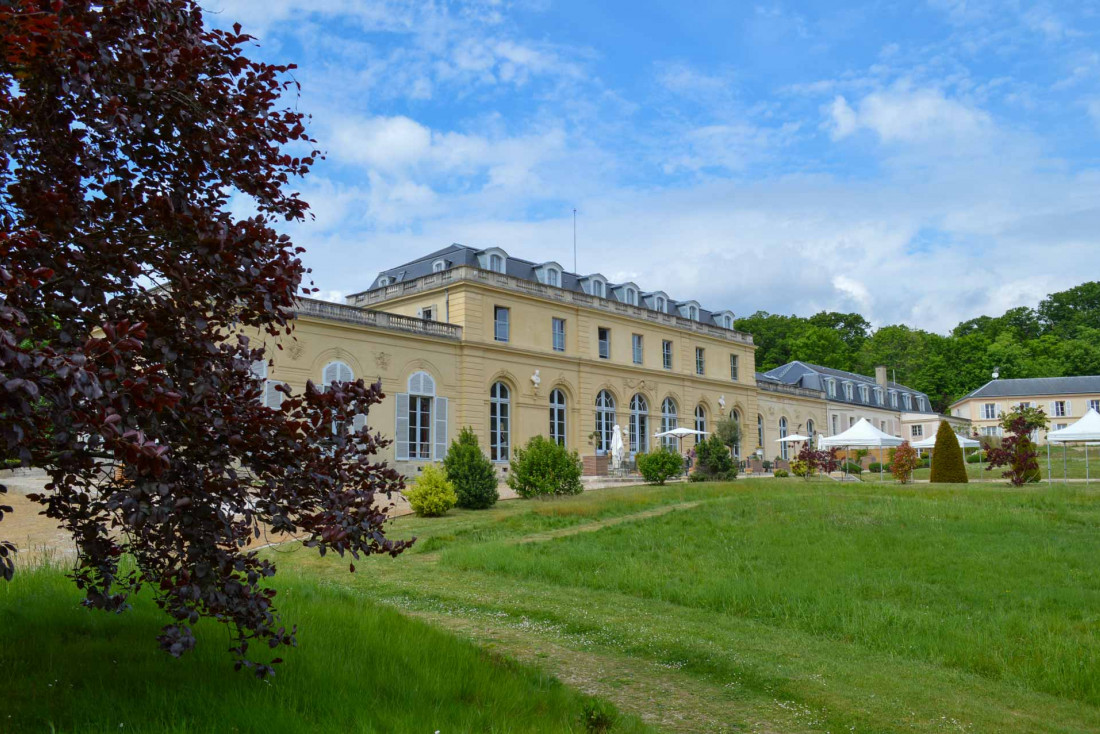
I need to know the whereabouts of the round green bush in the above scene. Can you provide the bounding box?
[694,435,734,477]
[868,462,884,473]
[443,427,499,509]
[636,448,684,485]
[405,465,457,517]
[507,435,583,498]
[773,469,789,478]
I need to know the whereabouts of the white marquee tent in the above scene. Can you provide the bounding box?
[1046,408,1100,487]
[819,419,903,480]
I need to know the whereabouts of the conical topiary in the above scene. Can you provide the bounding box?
[929,420,968,483]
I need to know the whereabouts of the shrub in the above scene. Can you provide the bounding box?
[868,462,884,473]
[695,435,734,478]
[762,460,772,472]
[790,459,810,478]
[773,469,789,478]
[636,448,684,485]
[687,472,707,482]
[918,457,931,468]
[580,698,618,734]
[930,420,968,484]
[891,441,919,484]
[507,435,583,498]
[841,461,862,474]
[987,406,1048,486]
[443,427,499,509]
[966,450,986,464]
[405,465,458,517]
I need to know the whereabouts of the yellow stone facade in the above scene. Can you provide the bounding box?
[258,264,829,478]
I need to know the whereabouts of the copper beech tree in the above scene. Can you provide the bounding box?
[0,0,411,675]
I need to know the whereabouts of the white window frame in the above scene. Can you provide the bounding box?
[546,268,559,287]
[661,398,679,449]
[549,388,566,446]
[903,393,913,410]
[595,390,616,455]
[489,382,510,462]
[494,306,509,342]
[662,340,673,370]
[688,305,698,320]
[695,347,705,376]
[1054,400,1067,417]
[1090,399,1100,413]
[655,296,666,312]
[778,417,789,460]
[730,354,738,381]
[625,288,636,305]
[694,405,706,435]
[552,317,565,352]
[982,403,998,420]
[432,259,446,273]
[489,253,505,273]
[630,394,649,455]
[632,334,643,364]
[859,385,869,403]
[843,382,853,401]
[598,327,611,359]
[911,424,923,438]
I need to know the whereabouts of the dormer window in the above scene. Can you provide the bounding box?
[377,276,390,287]
[547,269,559,286]
[826,379,837,398]
[843,382,853,401]
[859,385,869,402]
[688,305,698,320]
[593,280,604,298]
[874,387,883,405]
[656,297,665,312]
[432,260,446,273]
[626,288,636,305]
[723,315,732,328]
[903,393,913,410]
[489,254,504,273]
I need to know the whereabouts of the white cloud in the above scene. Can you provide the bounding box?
[828,86,991,144]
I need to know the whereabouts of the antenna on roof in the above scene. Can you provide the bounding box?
[572,208,577,273]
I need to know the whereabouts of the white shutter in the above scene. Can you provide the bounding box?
[409,372,423,395]
[339,363,353,383]
[250,360,267,380]
[352,414,367,432]
[322,362,338,389]
[433,397,449,461]
[1049,401,1056,417]
[395,393,410,461]
[1066,401,1073,417]
[263,380,284,409]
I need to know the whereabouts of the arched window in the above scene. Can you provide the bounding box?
[779,417,789,460]
[626,288,636,305]
[547,269,559,287]
[629,394,649,455]
[322,360,353,390]
[806,418,815,445]
[432,260,446,273]
[688,305,698,320]
[489,254,504,273]
[593,280,605,298]
[757,414,764,449]
[377,276,390,287]
[694,405,706,434]
[655,296,666,312]
[490,382,510,462]
[595,390,616,455]
[661,398,678,448]
[549,389,566,446]
[723,315,733,329]
[732,410,741,457]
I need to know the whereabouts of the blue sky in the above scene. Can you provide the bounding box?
[212,0,1100,332]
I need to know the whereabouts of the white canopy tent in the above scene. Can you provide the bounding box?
[1046,408,1100,487]
[911,431,984,481]
[820,418,903,480]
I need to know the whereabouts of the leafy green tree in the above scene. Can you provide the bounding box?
[792,326,850,370]
[443,427,499,509]
[1038,282,1100,336]
[636,449,684,485]
[713,416,742,460]
[986,406,1049,486]
[929,421,967,483]
[694,435,735,478]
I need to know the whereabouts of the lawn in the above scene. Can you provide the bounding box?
[5,478,1100,733]
[0,562,649,733]
[288,478,1100,733]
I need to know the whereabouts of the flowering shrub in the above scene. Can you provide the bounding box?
[987,406,1048,485]
[891,442,919,484]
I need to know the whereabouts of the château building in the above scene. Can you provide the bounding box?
[261,244,937,476]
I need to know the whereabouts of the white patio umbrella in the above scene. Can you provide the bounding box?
[775,434,810,470]
[1047,408,1100,487]
[911,431,984,482]
[610,424,625,473]
[653,426,709,453]
[820,418,903,480]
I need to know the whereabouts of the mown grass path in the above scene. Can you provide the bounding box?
[284,479,1100,733]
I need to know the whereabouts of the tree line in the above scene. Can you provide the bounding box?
[735,282,1100,413]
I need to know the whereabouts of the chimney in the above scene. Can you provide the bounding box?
[875,365,888,388]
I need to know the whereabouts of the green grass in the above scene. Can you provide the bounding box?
[284,479,1100,733]
[0,563,649,733]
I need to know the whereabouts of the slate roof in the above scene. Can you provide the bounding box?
[353,243,738,331]
[762,360,930,411]
[953,376,1100,404]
